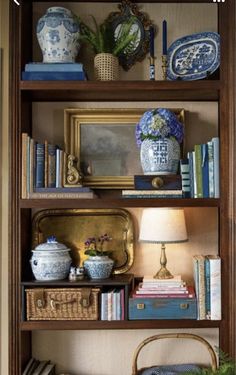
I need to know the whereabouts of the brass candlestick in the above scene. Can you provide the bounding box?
[149,56,156,81]
[162,55,168,80]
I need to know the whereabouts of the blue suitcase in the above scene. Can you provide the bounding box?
[129,297,197,320]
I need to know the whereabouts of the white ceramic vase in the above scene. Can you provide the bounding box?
[36,7,80,63]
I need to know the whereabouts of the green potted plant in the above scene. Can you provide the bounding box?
[184,349,236,375]
[83,234,114,279]
[79,16,138,80]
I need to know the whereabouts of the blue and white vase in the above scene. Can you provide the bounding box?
[36,7,80,63]
[30,237,72,281]
[84,256,114,280]
[140,138,180,175]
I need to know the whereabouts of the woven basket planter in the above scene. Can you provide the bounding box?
[94,53,119,81]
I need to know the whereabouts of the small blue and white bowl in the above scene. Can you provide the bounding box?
[30,236,72,281]
[84,256,114,280]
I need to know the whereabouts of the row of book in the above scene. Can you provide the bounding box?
[101,288,125,321]
[21,133,95,199]
[181,137,220,198]
[23,358,55,375]
[193,254,221,320]
[22,62,87,81]
[131,275,195,299]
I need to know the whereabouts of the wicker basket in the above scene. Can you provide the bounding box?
[132,333,218,375]
[94,53,119,81]
[26,288,100,320]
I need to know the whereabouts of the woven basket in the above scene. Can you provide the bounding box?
[94,53,119,81]
[132,333,218,375]
[26,288,100,320]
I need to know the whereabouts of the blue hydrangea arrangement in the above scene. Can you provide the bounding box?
[135,108,184,147]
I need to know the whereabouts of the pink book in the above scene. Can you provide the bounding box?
[131,286,195,299]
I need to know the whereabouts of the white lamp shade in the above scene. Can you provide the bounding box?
[139,207,188,243]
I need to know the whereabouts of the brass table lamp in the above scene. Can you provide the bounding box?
[139,208,188,279]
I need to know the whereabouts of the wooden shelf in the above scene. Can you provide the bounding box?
[20,319,220,331]
[20,80,220,102]
[21,274,134,287]
[19,198,220,209]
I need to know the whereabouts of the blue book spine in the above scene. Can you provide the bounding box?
[201,143,209,198]
[35,143,45,188]
[187,152,194,198]
[180,159,190,198]
[22,71,86,81]
[205,257,211,319]
[25,62,83,72]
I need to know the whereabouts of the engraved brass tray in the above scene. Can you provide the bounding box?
[32,209,134,274]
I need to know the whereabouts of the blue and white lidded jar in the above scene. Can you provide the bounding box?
[30,236,72,281]
[36,7,80,63]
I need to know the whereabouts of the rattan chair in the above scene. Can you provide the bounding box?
[132,333,217,375]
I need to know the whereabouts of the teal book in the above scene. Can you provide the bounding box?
[204,257,211,319]
[22,71,87,81]
[212,137,220,198]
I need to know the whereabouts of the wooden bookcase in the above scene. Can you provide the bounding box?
[9,1,236,374]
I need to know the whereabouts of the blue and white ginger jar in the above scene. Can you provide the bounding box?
[36,7,80,63]
[84,256,114,280]
[140,138,180,175]
[30,236,72,281]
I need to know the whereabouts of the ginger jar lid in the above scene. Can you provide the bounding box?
[33,236,70,252]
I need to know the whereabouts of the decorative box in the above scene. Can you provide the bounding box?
[134,175,182,190]
[129,297,197,320]
[26,288,100,321]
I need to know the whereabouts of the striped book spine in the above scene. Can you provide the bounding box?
[180,159,190,198]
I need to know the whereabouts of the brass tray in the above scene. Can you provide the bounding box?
[32,208,134,274]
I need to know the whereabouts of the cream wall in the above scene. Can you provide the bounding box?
[0,0,9,374]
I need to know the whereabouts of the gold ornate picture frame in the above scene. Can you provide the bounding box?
[64,108,185,189]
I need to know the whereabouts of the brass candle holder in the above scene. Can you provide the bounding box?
[162,55,168,80]
[149,56,156,81]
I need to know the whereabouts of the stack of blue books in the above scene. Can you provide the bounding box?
[22,62,87,81]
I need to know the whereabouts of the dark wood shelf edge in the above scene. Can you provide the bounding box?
[19,198,220,208]
[20,80,220,101]
[20,320,220,331]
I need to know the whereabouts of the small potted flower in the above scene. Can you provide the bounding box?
[135,108,184,175]
[83,234,114,279]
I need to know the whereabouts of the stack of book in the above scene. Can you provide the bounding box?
[100,288,125,321]
[132,275,195,299]
[193,254,221,320]
[21,133,95,199]
[23,358,55,375]
[122,175,183,199]
[180,137,220,198]
[21,62,87,81]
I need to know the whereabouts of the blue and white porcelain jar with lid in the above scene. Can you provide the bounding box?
[30,236,72,281]
[36,7,80,63]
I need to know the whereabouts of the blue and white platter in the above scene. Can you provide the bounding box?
[167,31,220,81]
